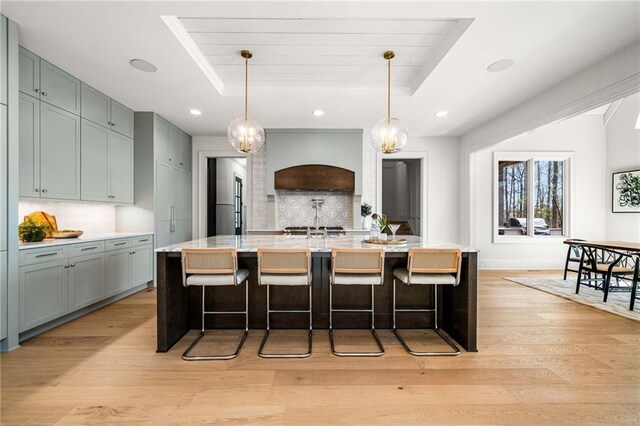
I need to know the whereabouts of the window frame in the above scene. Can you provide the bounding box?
[493,151,574,244]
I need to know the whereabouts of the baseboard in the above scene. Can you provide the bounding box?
[18,283,150,343]
[479,259,565,270]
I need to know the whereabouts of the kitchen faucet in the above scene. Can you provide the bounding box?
[311,199,324,231]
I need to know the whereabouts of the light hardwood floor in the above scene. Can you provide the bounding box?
[1,270,639,425]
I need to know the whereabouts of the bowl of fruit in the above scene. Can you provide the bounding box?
[51,229,84,239]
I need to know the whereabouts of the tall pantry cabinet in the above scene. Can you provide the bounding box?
[116,112,192,250]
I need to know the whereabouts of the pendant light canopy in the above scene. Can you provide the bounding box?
[371,51,408,154]
[228,50,265,154]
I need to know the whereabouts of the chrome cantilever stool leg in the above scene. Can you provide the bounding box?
[329,282,385,357]
[392,279,460,356]
[182,283,249,361]
[258,283,312,358]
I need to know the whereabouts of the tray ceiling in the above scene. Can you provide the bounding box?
[165,16,472,96]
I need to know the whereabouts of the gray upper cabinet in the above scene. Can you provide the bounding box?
[18,47,39,99]
[171,129,190,171]
[81,83,110,128]
[109,99,134,138]
[108,131,134,203]
[18,93,40,197]
[81,119,110,201]
[1,17,7,106]
[39,102,80,200]
[40,60,81,115]
[154,117,170,163]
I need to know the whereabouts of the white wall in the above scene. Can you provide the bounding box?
[473,114,606,269]
[605,93,640,240]
[459,41,640,247]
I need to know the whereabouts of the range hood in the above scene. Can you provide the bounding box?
[274,164,355,192]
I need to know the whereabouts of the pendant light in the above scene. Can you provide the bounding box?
[371,51,408,154]
[228,50,265,154]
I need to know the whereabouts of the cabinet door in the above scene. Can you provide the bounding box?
[169,126,181,167]
[109,99,134,138]
[156,161,171,221]
[19,259,68,332]
[40,60,81,115]
[68,253,105,311]
[18,93,40,197]
[130,245,152,286]
[171,167,191,221]
[0,105,6,251]
[172,220,192,245]
[80,119,109,201]
[81,83,110,128]
[155,221,172,248]
[18,47,40,98]
[105,248,130,297]
[108,131,134,204]
[174,131,190,170]
[1,17,7,106]
[1,252,7,340]
[154,117,170,163]
[40,102,80,200]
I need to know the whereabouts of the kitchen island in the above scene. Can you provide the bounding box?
[156,235,478,353]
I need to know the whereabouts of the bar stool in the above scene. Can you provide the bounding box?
[257,248,313,358]
[181,248,249,361]
[392,248,461,356]
[329,248,385,357]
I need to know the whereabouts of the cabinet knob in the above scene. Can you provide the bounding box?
[64,264,69,269]
[41,92,47,96]
[179,162,183,166]
[34,88,41,94]
[34,188,40,192]
[42,189,48,193]
[70,263,76,267]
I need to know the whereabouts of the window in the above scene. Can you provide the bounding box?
[495,153,572,241]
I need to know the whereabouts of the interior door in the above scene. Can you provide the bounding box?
[234,176,243,235]
[39,103,80,200]
[80,119,109,201]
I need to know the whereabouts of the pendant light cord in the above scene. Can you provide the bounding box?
[387,57,391,124]
[244,56,248,121]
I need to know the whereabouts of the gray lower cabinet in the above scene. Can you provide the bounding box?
[19,236,153,333]
[68,253,105,311]
[18,92,40,197]
[19,259,68,332]
[39,102,80,200]
[105,248,131,298]
[0,104,6,251]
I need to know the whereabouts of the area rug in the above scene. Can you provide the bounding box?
[503,276,640,322]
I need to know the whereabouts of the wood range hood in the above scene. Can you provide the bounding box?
[274,164,355,192]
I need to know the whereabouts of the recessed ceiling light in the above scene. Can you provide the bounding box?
[190,109,202,116]
[129,59,158,73]
[435,110,448,118]
[487,59,514,73]
[312,109,325,117]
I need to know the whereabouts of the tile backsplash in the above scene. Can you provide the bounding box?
[19,201,116,235]
[276,191,353,229]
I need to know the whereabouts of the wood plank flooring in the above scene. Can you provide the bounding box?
[1,270,639,425]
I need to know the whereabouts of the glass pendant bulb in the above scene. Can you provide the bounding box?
[371,50,408,154]
[371,117,408,154]
[227,117,265,154]
[228,50,265,154]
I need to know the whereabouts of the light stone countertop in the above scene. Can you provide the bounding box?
[156,235,477,253]
[18,232,154,250]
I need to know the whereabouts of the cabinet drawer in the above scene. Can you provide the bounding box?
[69,241,105,257]
[105,238,131,251]
[19,246,69,266]
[131,235,153,247]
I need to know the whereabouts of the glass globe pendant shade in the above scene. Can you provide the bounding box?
[371,117,408,154]
[227,117,265,154]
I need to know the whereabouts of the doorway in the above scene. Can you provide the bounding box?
[206,157,247,236]
[381,159,422,236]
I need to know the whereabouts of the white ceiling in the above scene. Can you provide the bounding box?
[174,16,471,95]
[2,1,639,139]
